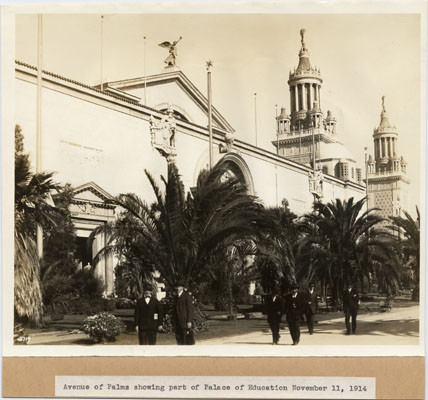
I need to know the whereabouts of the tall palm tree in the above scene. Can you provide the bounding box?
[390,207,420,300]
[257,203,299,293]
[298,197,387,302]
[14,125,60,326]
[93,162,270,296]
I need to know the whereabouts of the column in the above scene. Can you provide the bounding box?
[298,84,303,111]
[302,84,307,110]
[290,87,295,113]
[308,83,312,110]
[387,138,391,157]
[381,138,385,157]
[105,251,114,295]
[393,138,396,156]
[317,85,321,108]
[294,86,298,112]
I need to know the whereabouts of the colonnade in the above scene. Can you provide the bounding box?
[374,136,397,159]
[290,82,321,113]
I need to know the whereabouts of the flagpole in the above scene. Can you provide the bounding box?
[143,36,147,105]
[36,14,43,258]
[364,147,369,212]
[207,61,213,170]
[275,104,279,155]
[100,15,104,91]
[254,93,258,147]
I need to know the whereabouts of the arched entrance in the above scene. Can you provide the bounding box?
[217,153,255,196]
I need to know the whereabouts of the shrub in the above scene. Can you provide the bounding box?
[115,297,136,309]
[82,312,126,343]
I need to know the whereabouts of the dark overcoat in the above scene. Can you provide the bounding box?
[175,291,194,329]
[304,290,318,315]
[342,289,360,313]
[134,297,163,331]
[284,293,304,321]
[266,295,283,324]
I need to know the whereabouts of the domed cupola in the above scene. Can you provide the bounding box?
[372,97,400,172]
[324,110,337,134]
[276,107,291,134]
[288,29,323,126]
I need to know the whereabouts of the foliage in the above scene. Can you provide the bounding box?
[113,262,146,300]
[257,200,299,294]
[160,292,208,333]
[14,125,63,326]
[82,312,126,343]
[297,197,391,301]
[202,240,258,312]
[14,233,43,326]
[46,293,115,316]
[93,162,271,300]
[389,207,420,300]
[115,297,136,309]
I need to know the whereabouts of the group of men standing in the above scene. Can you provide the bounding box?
[134,280,360,346]
[266,283,360,345]
[134,280,194,345]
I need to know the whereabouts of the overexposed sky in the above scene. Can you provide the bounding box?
[15,12,422,210]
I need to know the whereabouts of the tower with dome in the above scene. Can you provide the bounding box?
[366,97,410,219]
[272,29,362,185]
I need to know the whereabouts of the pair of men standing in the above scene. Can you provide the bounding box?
[134,280,195,345]
[267,283,318,345]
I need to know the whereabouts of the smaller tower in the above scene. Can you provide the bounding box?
[324,110,337,134]
[367,97,410,219]
[276,107,291,135]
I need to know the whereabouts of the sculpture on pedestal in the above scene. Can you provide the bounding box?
[308,167,324,199]
[150,106,177,162]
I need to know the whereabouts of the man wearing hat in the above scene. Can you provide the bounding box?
[134,283,163,345]
[343,282,360,335]
[174,280,195,345]
[266,287,283,345]
[303,283,318,335]
[284,283,304,345]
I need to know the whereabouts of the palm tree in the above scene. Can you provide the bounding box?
[298,197,387,303]
[14,125,60,326]
[389,207,420,300]
[257,202,299,293]
[93,162,270,297]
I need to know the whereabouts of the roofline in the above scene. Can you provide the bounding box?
[15,60,234,134]
[103,69,235,133]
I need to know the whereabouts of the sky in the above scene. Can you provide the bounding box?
[14,11,423,211]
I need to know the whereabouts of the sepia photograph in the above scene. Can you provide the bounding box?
[2,3,425,360]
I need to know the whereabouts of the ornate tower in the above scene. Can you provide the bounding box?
[367,97,410,218]
[289,28,323,132]
[272,29,361,184]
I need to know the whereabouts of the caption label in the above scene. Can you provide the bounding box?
[56,376,375,399]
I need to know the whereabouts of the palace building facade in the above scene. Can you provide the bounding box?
[15,30,376,294]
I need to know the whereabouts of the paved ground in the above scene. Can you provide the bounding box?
[198,305,419,346]
[26,303,419,346]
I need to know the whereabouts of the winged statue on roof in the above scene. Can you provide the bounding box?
[158,36,183,67]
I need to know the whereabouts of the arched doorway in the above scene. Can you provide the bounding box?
[217,153,255,196]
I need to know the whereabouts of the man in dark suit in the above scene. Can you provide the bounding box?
[343,283,360,335]
[174,280,195,345]
[284,283,304,345]
[303,283,318,335]
[134,284,163,345]
[266,287,283,345]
